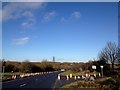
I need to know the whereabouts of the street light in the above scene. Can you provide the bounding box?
[100,65,104,77]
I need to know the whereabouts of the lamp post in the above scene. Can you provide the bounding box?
[100,65,104,77]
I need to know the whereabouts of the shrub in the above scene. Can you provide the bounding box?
[4,64,15,72]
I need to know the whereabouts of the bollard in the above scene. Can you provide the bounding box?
[77,76,80,79]
[88,74,90,77]
[82,75,85,79]
[14,75,16,80]
[58,74,60,80]
[12,75,16,80]
[74,76,76,80]
[90,76,95,81]
[70,74,72,78]
[66,75,69,80]
[94,74,96,77]
[86,74,88,77]
[12,75,14,79]
[99,73,101,77]
[20,75,22,78]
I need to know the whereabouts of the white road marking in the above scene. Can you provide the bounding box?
[20,83,26,87]
[53,79,58,90]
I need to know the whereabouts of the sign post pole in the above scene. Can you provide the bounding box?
[100,65,104,78]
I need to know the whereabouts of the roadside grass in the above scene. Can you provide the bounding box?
[0,72,21,82]
[61,80,79,88]
[61,70,99,76]
[61,80,101,89]
[0,72,21,75]
[60,76,116,89]
[0,77,12,82]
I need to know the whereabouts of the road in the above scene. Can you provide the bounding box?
[2,71,62,90]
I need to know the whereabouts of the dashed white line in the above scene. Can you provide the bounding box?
[20,83,26,87]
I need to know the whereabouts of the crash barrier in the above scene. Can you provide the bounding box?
[58,73,102,81]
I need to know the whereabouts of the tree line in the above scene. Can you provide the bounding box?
[1,41,120,74]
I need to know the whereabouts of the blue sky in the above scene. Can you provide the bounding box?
[2,2,118,62]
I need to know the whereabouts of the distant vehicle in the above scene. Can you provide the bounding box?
[61,69,65,71]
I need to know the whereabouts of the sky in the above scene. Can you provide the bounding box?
[2,2,118,62]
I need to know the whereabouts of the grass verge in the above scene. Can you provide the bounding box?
[0,77,12,82]
[61,80,101,89]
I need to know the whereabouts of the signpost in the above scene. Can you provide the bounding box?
[100,65,104,77]
[3,60,6,77]
[92,65,96,70]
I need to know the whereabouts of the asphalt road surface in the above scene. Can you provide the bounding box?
[2,71,62,90]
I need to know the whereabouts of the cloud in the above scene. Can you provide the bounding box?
[60,11,81,23]
[13,37,29,45]
[71,11,81,19]
[43,11,57,22]
[2,2,46,21]
[61,17,68,22]
[21,18,36,28]
[22,11,34,18]
[21,11,36,28]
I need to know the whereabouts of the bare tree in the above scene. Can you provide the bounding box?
[118,47,120,64]
[99,42,117,71]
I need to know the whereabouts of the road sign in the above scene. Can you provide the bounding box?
[92,65,96,69]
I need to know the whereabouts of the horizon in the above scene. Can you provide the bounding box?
[2,2,118,62]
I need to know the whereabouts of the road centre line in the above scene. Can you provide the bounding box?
[20,83,26,87]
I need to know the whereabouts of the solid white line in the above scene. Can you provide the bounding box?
[53,79,58,90]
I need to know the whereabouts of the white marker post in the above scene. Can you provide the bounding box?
[86,74,88,77]
[74,76,76,80]
[12,75,14,79]
[58,74,60,80]
[99,73,101,77]
[82,75,85,79]
[66,75,69,80]
[77,76,80,79]
[94,73,96,78]
[70,74,72,78]
[14,75,16,80]
[88,74,90,77]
